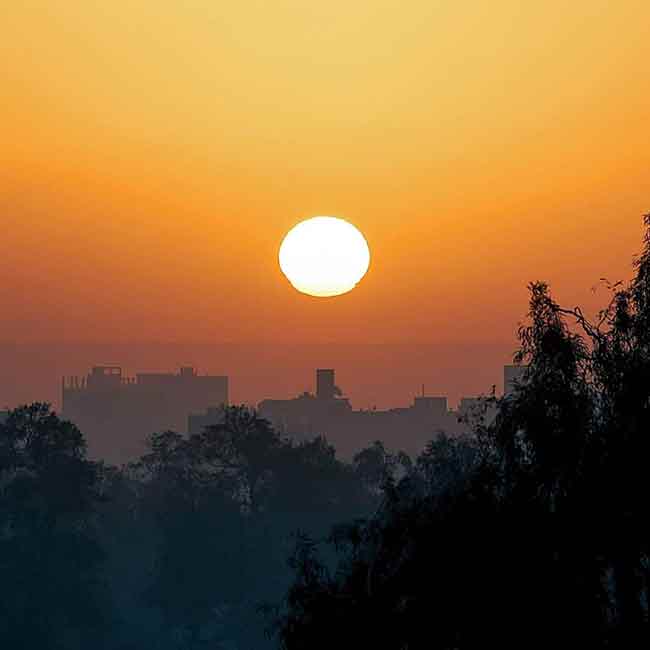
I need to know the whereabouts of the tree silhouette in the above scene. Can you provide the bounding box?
[115,407,382,648]
[0,404,108,649]
[275,216,650,649]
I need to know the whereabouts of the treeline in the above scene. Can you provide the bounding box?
[2,217,650,649]
[0,404,401,649]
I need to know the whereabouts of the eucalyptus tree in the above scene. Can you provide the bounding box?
[275,215,650,649]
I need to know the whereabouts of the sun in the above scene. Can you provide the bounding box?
[279,217,371,297]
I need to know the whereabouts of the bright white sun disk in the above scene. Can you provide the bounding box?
[279,217,370,297]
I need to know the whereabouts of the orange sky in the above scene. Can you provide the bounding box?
[2,1,649,345]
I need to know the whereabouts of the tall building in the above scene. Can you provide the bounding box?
[63,366,228,463]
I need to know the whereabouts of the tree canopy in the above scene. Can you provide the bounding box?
[275,216,650,649]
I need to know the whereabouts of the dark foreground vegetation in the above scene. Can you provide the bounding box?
[0,403,390,649]
[2,218,650,649]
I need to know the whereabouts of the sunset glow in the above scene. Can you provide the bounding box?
[1,2,649,344]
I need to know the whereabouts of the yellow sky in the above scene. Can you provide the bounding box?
[2,1,648,344]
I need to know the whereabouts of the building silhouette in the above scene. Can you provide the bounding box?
[58,363,523,462]
[188,406,225,436]
[259,369,468,458]
[63,365,228,463]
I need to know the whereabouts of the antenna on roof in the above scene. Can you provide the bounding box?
[422,383,425,397]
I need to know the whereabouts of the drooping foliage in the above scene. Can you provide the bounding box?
[275,216,650,649]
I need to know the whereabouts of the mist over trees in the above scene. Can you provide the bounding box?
[2,402,388,648]
[2,218,650,648]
